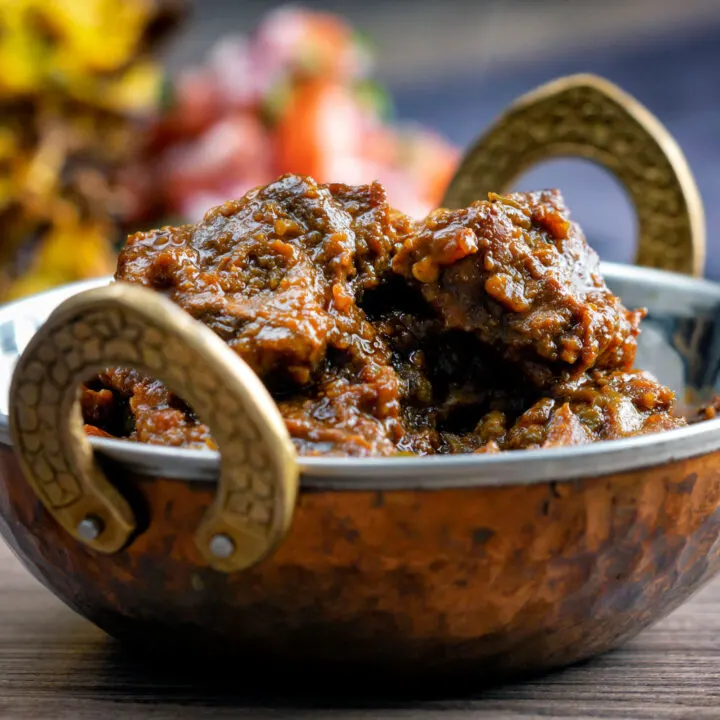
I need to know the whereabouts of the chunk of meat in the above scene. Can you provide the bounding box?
[499,370,685,450]
[278,372,404,457]
[97,368,215,448]
[393,190,644,387]
[103,174,413,454]
[115,174,407,387]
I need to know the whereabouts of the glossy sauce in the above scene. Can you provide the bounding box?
[82,175,685,456]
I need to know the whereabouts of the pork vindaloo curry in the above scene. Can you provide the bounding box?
[82,174,705,456]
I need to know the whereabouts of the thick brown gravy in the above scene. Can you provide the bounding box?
[82,174,690,456]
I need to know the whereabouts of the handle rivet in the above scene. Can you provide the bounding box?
[209,533,235,559]
[77,516,103,542]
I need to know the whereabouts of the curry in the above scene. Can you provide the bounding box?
[82,174,689,456]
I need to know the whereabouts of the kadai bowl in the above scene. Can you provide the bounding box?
[0,75,718,681]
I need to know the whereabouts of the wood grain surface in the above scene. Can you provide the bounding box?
[1,540,719,719]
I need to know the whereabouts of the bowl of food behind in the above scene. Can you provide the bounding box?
[0,75,719,683]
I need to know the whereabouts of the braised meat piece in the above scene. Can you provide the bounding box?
[82,175,688,457]
[500,369,684,450]
[114,174,406,387]
[91,368,215,448]
[393,190,644,387]
[101,174,412,453]
[371,310,538,454]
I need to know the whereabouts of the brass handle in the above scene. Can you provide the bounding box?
[442,74,706,276]
[9,283,298,572]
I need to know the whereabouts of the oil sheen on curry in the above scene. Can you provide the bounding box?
[82,173,699,457]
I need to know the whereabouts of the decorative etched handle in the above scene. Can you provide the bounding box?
[9,283,298,572]
[442,74,706,276]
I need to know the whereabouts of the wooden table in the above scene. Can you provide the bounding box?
[2,541,719,719]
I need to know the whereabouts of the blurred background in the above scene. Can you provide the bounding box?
[2,0,720,301]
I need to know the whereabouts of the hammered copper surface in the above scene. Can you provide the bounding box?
[2,444,720,677]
